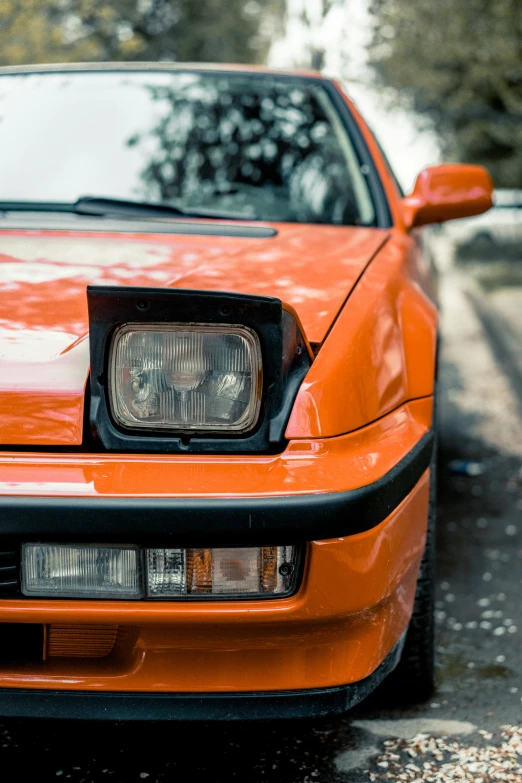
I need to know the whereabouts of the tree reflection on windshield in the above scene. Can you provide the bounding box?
[128,75,376,226]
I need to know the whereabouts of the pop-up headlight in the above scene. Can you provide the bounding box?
[109,323,262,433]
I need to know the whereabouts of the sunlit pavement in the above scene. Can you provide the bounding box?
[0,255,521,781]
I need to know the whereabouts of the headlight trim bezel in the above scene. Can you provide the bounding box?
[88,286,312,454]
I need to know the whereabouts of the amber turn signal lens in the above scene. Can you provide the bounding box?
[146,546,298,598]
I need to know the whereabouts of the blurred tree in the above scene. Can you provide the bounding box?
[369,0,522,186]
[0,0,284,66]
[299,0,336,70]
[271,0,339,71]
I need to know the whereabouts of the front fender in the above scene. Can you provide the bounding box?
[285,231,438,438]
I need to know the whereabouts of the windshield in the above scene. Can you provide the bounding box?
[0,70,376,226]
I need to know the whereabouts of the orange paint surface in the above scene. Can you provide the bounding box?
[286,233,438,438]
[0,225,386,445]
[0,398,431,498]
[0,471,429,692]
[402,164,494,229]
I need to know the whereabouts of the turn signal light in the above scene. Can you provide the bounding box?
[21,544,299,600]
[146,547,298,598]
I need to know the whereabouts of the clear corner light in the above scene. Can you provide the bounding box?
[146,546,299,599]
[109,323,262,433]
[22,544,142,599]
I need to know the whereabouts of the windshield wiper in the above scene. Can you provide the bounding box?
[0,197,186,218]
[0,197,257,221]
[74,196,188,218]
[76,197,255,221]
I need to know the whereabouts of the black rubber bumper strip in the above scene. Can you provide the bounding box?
[0,431,433,546]
[0,635,404,721]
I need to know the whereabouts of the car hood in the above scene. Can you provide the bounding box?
[0,221,387,446]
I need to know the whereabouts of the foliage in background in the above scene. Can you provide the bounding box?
[369,0,522,187]
[297,0,336,70]
[0,0,285,66]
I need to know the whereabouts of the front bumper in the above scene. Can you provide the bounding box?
[0,431,432,546]
[0,637,405,720]
[0,399,432,713]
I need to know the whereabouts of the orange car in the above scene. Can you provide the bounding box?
[0,63,492,720]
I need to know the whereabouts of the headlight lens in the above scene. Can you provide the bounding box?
[109,323,262,432]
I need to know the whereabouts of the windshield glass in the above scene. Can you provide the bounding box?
[0,70,376,226]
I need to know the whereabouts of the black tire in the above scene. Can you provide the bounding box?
[378,446,436,705]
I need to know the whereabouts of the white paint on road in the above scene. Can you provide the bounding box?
[334,745,380,773]
[351,717,477,739]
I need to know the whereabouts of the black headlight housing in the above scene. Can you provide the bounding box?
[87,286,312,454]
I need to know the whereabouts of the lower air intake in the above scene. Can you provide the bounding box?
[46,625,119,658]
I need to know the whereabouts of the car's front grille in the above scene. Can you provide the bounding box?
[0,545,20,597]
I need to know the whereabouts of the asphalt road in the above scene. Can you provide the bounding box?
[1,262,521,782]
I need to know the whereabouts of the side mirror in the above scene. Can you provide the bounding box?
[402,164,494,230]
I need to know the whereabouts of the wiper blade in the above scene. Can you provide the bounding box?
[74,196,187,218]
[0,198,182,217]
[0,201,79,214]
[76,197,257,221]
[0,198,256,222]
